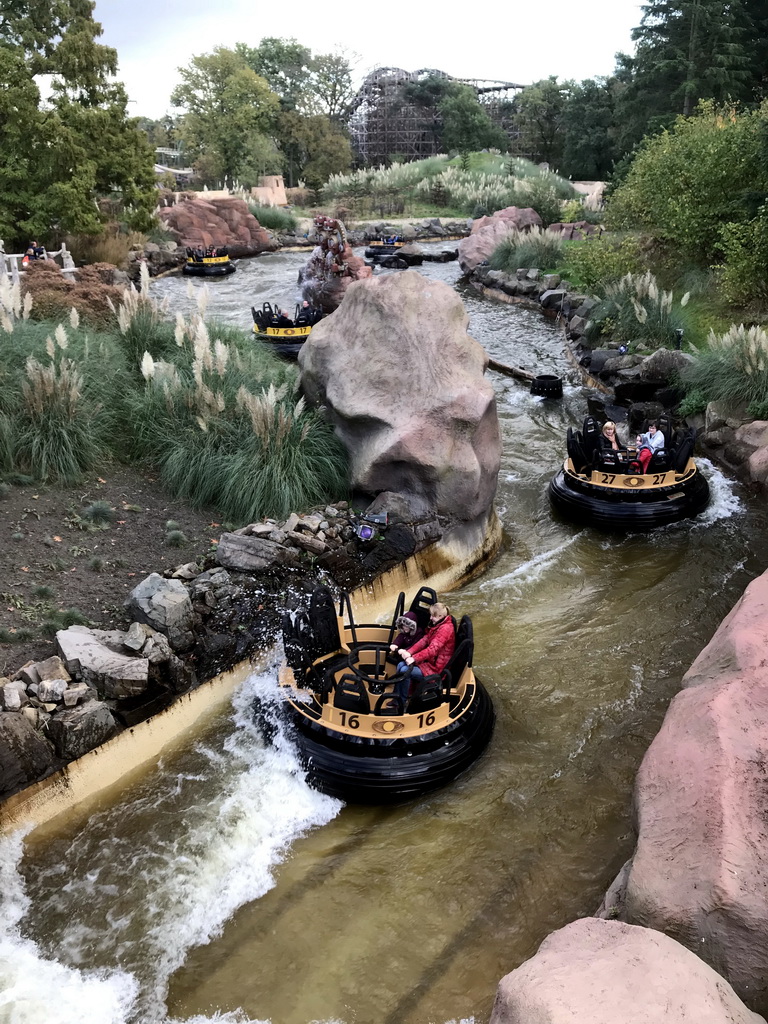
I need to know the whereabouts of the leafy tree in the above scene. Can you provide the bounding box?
[561,78,618,179]
[311,50,356,121]
[440,86,508,159]
[278,111,352,189]
[607,100,768,263]
[0,0,157,246]
[236,38,313,111]
[171,47,281,185]
[513,78,571,167]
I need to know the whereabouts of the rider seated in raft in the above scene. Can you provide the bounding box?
[599,421,626,452]
[633,421,665,473]
[393,603,455,708]
[388,611,424,659]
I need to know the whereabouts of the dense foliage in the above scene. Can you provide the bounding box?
[0,0,156,247]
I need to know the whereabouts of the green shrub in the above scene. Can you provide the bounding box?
[165,529,187,547]
[585,271,691,349]
[41,607,90,637]
[678,389,709,418]
[558,234,646,291]
[681,323,768,412]
[165,519,181,531]
[248,204,298,232]
[607,101,768,264]
[489,228,564,273]
[718,205,768,307]
[32,584,54,599]
[88,556,104,572]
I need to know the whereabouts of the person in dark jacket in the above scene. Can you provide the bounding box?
[393,603,455,708]
[389,611,424,655]
[599,421,625,452]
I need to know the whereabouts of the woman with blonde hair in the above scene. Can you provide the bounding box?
[394,602,455,708]
[599,421,625,452]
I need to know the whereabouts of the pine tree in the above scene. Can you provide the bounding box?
[614,0,752,153]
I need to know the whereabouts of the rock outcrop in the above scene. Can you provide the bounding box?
[458,206,542,275]
[607,570,768,1014]
[158,197,276,257]
[489,918,765,1024]
[299,270,501,524]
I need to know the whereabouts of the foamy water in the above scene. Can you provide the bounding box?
[0,670,341,1024]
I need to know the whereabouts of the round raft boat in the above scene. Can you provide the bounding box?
[182,247,236,277]
[548,414,710,530]
[251,301,324,360]
[364,236,405,260]
[275,586,495,804]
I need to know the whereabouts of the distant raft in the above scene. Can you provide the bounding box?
[548,414,710,531]
[251,301,325,360]
[183,246,236,277]
[364,236,405,261]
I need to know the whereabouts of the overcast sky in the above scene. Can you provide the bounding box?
[92,0,644,119]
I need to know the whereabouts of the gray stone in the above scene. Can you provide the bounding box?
[1,685,22,711]
[603,355,644,374]
[21,706,40,729]
[125,573,195,650]
[124,621,150,652]
[574,297,596,319]
[539,288,567,310]
[47,702,117,760]
[56,627,150,699]
[284,530,327,555]
[0,713,54,795]
[250,523,275,537]
[297,514,323,534]
[526,268,540,281]
[13,662,41,687]
[324,506,341,519]
[516,280,538,296]
[413,518,443,550]
[542,274,561,289]
[283,512,300,533]
[35,655,71,682]
[268,528,287,545]
[62,683,93,708]
[365,491,433,523]
[639,348,693,383]
[37,679,69,703]
[171,562,200,580]
[515,268,528,280]
[568,315,588,338]
[215,532,288,572]
[195,568,230,588]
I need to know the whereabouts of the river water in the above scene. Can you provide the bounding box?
[2,249,765,1024]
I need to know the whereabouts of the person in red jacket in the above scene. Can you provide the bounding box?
[394,602,455,709]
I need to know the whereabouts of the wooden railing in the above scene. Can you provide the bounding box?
[0,241,76,285]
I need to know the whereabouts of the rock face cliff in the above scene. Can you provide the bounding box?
[457,206,542,276]
[158,197,276,257]
[298,270,501,525]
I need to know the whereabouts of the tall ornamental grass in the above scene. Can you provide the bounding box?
[0,274,350,517]
[125,314,348,521]
[248,204,298,232]
[488,228,565,273]
[681,324,768,415]
[585,271,691,349]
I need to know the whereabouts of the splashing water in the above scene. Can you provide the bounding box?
[0,670,341,1024]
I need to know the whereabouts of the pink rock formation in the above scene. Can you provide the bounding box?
[547,220,601,239]
[298,270,500,524]
[458,206,542,275]
[158,197,276,257]
[617,569,768,1013]
[490,918,764,1024]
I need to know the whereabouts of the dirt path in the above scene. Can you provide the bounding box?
[0,466,223,675]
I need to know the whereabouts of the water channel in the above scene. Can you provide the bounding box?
[2,248,766,1024]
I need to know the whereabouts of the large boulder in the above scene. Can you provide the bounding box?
[489,918,764,1024]
[616,570,768,1013]
[0,713,55,796]
[299,270,500,524]
[458,207,542,276]
[56,626,150,699]
[158,197,276,256]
